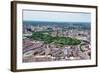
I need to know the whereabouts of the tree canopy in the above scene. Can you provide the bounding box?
[32,32,81,45]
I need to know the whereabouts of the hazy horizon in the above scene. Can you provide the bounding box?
[23,20,91,23]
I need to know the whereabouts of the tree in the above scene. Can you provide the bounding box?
[32,32,81,46]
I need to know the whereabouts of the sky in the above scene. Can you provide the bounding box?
[23,10,91,23]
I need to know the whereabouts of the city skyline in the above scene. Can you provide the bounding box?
[23,10,91,62]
